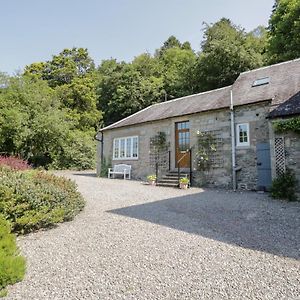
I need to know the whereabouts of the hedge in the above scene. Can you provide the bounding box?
[0,216,25,297]
[0,166,85,234]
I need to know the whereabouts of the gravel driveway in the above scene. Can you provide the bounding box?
[7,171,300,300]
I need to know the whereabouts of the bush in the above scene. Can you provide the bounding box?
[147,174,157,181]
[0,166,85,233]
[50,130,96,170]
[271,169,298,201]
[0,216,25,296]
[100,157,111,177]
[0,156,31,171]
[179,177,189,184]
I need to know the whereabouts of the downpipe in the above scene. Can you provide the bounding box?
[230,89,237,191]
[94,131,104,176]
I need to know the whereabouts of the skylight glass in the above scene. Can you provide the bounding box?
[252,77,270,87]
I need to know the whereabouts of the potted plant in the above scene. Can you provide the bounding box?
[179,177,189,189]
[147,175,157,186]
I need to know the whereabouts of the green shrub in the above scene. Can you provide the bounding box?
[147,174,157,181]
[271,169,298,201]
[273,117,300,133]
[0,216,25,296]
[100,157,111,177]
[0,166,85,233]
[179,177,189,184]
[50,130,96,170]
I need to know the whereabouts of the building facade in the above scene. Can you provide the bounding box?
[96,59,300,192]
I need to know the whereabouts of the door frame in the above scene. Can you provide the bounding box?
[175,121,190,168]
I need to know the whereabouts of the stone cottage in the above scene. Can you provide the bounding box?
[96,58,300,191]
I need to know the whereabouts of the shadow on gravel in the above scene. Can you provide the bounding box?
[108,191,300,260]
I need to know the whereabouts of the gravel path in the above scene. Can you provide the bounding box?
[7,171,300,300]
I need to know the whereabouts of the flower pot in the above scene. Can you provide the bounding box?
[180,183,188,189]
[148,180,156,186]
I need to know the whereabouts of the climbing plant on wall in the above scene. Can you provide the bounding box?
[196,131,217,171]
[149,132,170,169]
[273,117,300,134]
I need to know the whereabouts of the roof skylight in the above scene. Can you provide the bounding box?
[252,77,270,87]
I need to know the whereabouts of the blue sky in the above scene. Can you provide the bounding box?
[1,0,274,74]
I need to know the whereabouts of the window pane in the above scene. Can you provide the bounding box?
[237,124,249,145]
[120,139,125,158]
[132,137,138,157]
[185,121,190,129]
[126,138,132,157]
[114,139,119,158]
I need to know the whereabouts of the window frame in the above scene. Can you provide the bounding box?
[113,136,139,160]
[236,123,250,147]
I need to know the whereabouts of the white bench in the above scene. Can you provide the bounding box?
[108,164,131,180]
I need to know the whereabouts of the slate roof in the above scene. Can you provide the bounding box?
[268,91,300,118]
[232,58,300,109]
[101,58,300,131]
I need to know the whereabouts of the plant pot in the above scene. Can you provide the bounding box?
[148,180,156,186]
[180,183,188,189]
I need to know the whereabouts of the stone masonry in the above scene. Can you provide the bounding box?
[98,101,278,191]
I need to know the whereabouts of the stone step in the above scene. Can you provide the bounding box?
[158,179,179,184]
[156,182,178,188]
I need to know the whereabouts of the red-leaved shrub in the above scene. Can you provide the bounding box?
[0,156,31,170]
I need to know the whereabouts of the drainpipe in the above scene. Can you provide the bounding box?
[94,131,104,176]
[230,89,237,191]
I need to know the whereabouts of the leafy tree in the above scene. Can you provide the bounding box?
[55,75,101,130]
[160,47,196,98]
[97,60,164,125]
[267,0,300,63]
[156,35,182,56]
[24,47,95,87]
[245,26,268,64]
[194,18,266,92]
[0,75,95,169]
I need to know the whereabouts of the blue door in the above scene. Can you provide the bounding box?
[256,143,272,191]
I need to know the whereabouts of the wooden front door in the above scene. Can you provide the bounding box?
[175,121,190,168]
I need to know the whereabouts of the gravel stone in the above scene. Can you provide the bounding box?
[7,170,300,300]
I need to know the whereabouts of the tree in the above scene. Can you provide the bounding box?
[156,36,182,56]
[24,47,95,87]
[160,47,196,98]
[0,75,95,169]
[194,19,266,92]
[96,59,164,125]
[267,0,300,63]
[55,75,101,130]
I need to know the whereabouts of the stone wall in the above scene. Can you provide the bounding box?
[97,101,272,190]
[271,129,300,194]
[234,102,271,190]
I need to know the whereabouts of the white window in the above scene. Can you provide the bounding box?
[236,123,250,147]
[113,136,138,160]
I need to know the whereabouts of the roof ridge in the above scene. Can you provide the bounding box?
[100,85,232,131]
[240,58,300,75]
[151,85,232,108]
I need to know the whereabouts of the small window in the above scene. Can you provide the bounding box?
[113,136,138,160]
[252,77,270,87]
[236,123,250,147]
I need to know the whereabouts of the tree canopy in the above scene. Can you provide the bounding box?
[0,1,297,169]
[193,19,267,91]
[268,0,300,63]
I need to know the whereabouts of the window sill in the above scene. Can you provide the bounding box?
[236,145,251,149]
[113,157,139,161]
